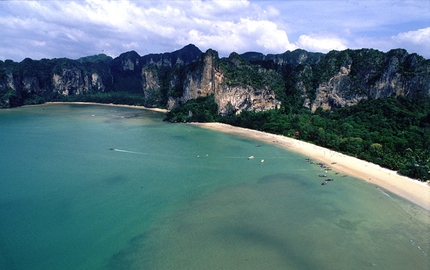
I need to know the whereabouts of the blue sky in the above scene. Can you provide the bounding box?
[0,0,429,62]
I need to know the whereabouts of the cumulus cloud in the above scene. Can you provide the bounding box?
[395,27,430,44]
[179,17,296,55]
[0,0,429,61]
[392,27,430,57]
[296,35,348,53]
[0,0,297,60]
[352,27,430,58]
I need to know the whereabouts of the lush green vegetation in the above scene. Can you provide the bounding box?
[3,90,149,107]
[165,95,218,122]
[165,95,430,181]
[50,91,149,106]
[215,52,286,99]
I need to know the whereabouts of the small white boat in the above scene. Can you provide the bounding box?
[261,159,265,163]
[248,156,254,160]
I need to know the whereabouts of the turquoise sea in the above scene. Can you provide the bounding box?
[0,104,429,270]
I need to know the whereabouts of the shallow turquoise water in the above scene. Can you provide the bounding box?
[0,104,428,270]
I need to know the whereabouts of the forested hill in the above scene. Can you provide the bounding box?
[1,45,429,180]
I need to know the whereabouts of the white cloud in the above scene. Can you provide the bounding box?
[34,41,46,47]
[391,27,430,58]
[71,0,143,29]
[178,17,296,55]
[244,19,296,52]
[264,5,280,17]
[296,35,348,53]
[122,42,139,50]
[351,27,430,58]
[213,0,249,10]
[188,0,250,21]
[1,0,430,61]
[393,27,430,46]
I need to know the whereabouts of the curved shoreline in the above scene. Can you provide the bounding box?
[15,102,429,211]
[191,122,430,212]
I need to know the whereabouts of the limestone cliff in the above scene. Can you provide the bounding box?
[141,65,162,107]
[0,70,21,106]
[52,67,105,95]
[308,49,430,112]
[0,56,113,107]
[1,45,429,112]
[166,50,281,115]
[129,44,203,107]
[310,63,361,112]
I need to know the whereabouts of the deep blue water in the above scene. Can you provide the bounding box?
[0,104,428,270]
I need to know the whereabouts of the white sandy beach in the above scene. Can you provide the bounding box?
[191,122,430,212]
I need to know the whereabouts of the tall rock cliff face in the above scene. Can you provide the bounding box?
[21,76,43,94]
[0,70,21,106]
[140,44,203,107]
[306,49,430,112]
[244,48,430,113]
[141,67,161,106]
[140,47,281,113]
[369,52,430,99]
[0,45,429,111]
[215,84,280,115]
[179,50,219,102]
[310,63,360,111]
[166,50,281,115]
[52,67,106,95]
[0,56,113,107]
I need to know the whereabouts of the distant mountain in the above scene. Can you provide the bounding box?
[140,44,203,67]
[76,54,113,64]
[0,44,429,112]
[241,48,324,66]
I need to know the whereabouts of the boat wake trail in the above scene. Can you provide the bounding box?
[113,149,148,155]
[376,187,392,198]
[110,148,183,159]
[410,239,428,256]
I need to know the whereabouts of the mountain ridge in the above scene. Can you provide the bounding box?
[0,44,429,112]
